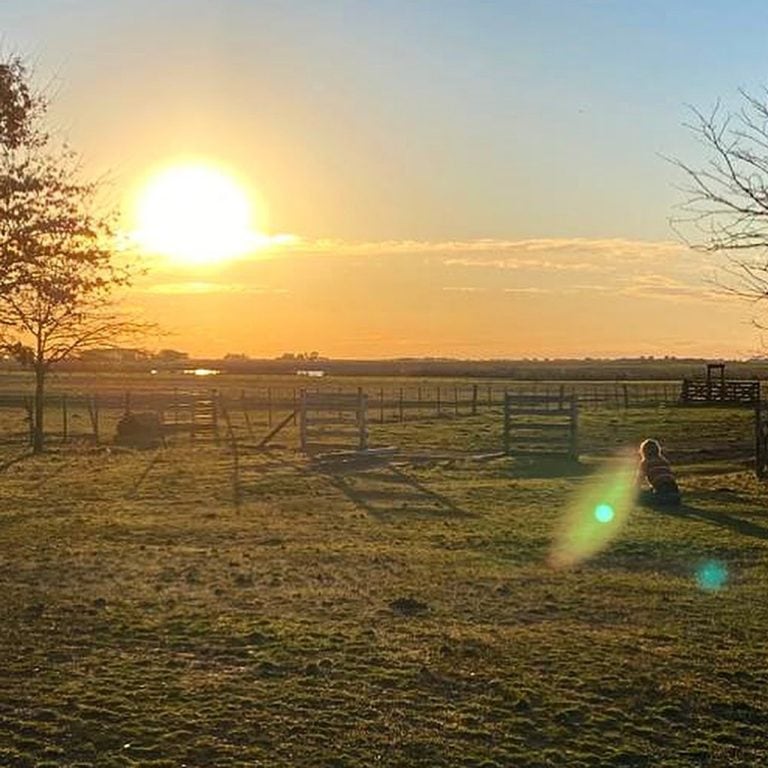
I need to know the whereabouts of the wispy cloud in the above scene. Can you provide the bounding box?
[442,286,484,292]
[145,282,289,296]
[503,286,554,294]
[285,236,689,259]
[618,275,725,304]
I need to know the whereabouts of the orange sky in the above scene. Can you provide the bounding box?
[6,1,768,359]
[130,236,759,360]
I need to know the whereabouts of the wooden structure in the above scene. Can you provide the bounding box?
[161,390,220,442]
[681,362,759,405]
[503,393,578,460]
[300,389,368,455]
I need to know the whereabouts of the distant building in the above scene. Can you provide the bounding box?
[154,349,190,362]
[79,347,150,363]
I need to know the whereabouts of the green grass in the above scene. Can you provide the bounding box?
[1,406,767,766]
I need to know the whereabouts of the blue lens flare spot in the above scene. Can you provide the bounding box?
[696,560,728,592]
[594,503,615,523]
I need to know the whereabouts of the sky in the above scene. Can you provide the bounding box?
[4,0,768,359]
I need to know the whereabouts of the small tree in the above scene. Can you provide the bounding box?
[672,89,768,303]
[0,57,143,452]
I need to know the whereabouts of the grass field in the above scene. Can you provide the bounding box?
[1,404,767,766]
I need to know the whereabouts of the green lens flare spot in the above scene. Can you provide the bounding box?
[594,503,615,523]
[696,560,728,592]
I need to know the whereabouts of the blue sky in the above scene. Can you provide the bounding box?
[3,1,768,357]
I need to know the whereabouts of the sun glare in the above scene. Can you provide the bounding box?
[134,163,263,266]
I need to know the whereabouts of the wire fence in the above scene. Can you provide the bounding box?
[0,380,706,449]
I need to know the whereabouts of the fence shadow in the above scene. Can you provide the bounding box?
[321,462,474,520]
[0,451,32,473]
[505,456,591,479]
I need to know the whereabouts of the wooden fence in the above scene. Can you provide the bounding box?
[503,393,578,460]
[681,379,760,405]
[299,390,368,455]
[2,379,768,452]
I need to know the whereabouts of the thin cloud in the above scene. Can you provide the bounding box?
[442,286,484,292]
[287,236,689,258]
[503,286,554,294]
[145,282,289,296]
[618,274,725,304]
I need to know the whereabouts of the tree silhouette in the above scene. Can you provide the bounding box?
[673,90,768,305]
[0,56,145,452]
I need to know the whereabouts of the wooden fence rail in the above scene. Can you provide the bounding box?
[503,393,578,460]
[681,379,760,405]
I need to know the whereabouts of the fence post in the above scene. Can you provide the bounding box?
[399,388,404,422]
[755,400,768,480]
[211,388,220,445]
[379,387,385,424]
[61,394,68,443]
[292,388,297,424]
[267,386,273,428]
[124,391,132,415]
[299,389,307,452]
[503,391,510,454]
[241,389,254,438]
[437,386,441,416]
[88,394,100,444]
[359,387,368,451]
[569,397,579,460]
[472,384,478,415]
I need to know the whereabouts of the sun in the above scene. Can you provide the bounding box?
[134,162,262,266]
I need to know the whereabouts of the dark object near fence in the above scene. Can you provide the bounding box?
[115,412,164,449]
[681,362,760,405]
[503,393,578,460]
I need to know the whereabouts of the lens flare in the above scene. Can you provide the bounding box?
[696,560,728,592]
[550,454,636,569]
[594,503,615,523]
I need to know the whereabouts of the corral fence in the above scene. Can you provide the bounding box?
[299,390,368,455]
[681,379,760,405]
[503,393,578,460]
[0,380,766,455]
[0,382,676,443]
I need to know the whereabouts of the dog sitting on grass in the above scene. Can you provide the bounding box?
[636,438,681,508]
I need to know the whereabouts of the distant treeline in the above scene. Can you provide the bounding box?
[30,357,768,380]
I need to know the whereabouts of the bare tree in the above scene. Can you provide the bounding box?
[0,56,145,452]
[672,88,768,302]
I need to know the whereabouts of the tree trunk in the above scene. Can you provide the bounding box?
[33,363,45,454]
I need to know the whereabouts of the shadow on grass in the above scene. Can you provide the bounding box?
[505,456,591,479]
[125,448,165,499]
[0,451,32,472]
[654,502,768,541]
[323,462,474,520]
